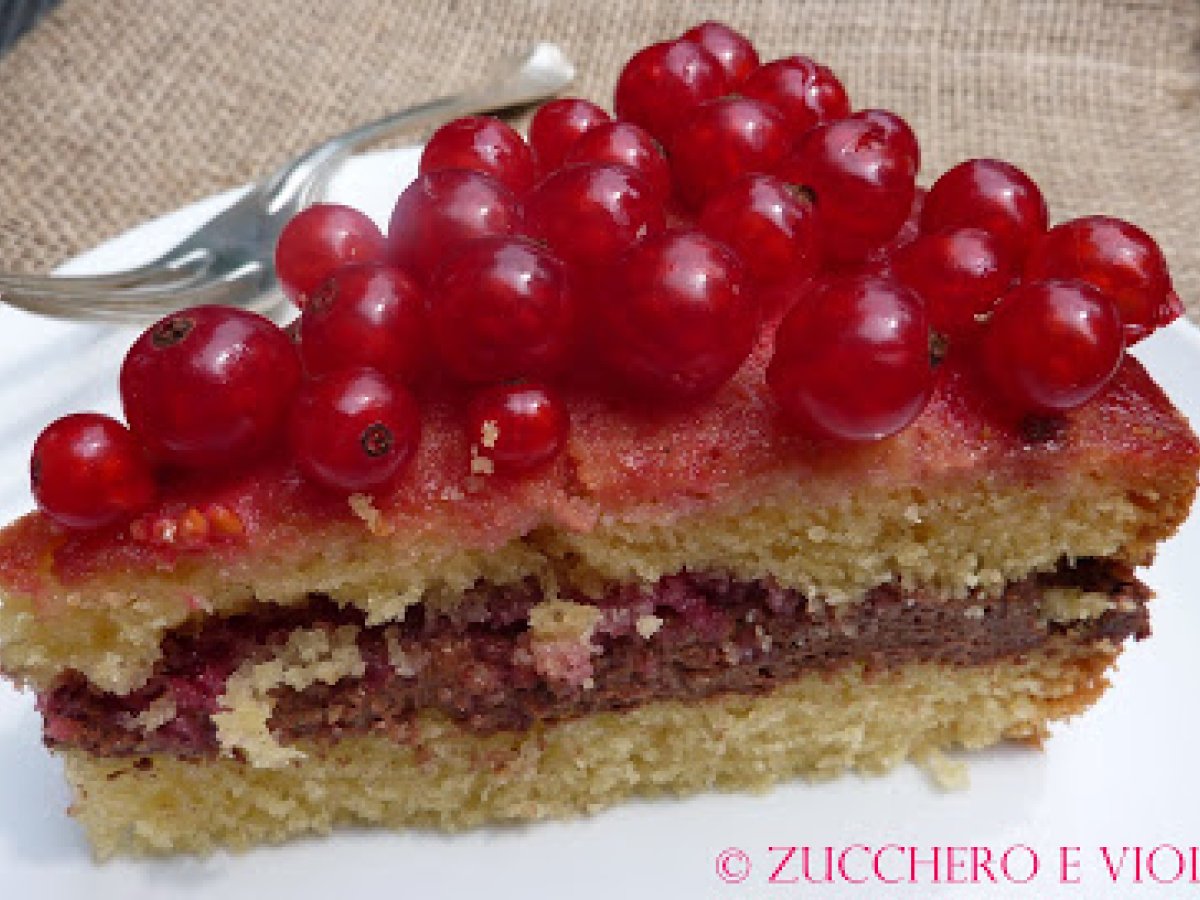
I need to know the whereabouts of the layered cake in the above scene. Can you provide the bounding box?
[0,21,1196,857]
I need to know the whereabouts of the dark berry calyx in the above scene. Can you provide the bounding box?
[151,315,195,348]
[361,422,394,458]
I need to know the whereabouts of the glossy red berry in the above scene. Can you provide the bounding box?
[298,264,426,382]
[668,97,789,209]
[429,237,577,383]
[740,56,850,141]
[275,204,385,307]
[854,109,920,176]
[419,116,537,196]
[892,228,1016,340]
[565,121,673,205]
[846,186,927,278]
[697,174,819,286]
[775,115,916,263]
[528,98,612,173]
[681,21,760,86]
[613,40,729,143]
[768,275,933,441]
[31,414,157,529]
[121,306,301,469]
[388,169,522,282]
[595,229,757,401]
[1024,216,1182,344]
[978,280,1124,415]
[289,369,420,492]
[525,163,665,270]
[467,382,569,475]
[921,159,1048,262]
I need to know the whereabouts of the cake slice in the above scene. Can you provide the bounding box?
[1,338,1195,856]
[2,21,1197,859]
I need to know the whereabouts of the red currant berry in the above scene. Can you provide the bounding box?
[525,163,665,270]
[467,382,569,475]
[978,280,1124,415]
[31,414,157,529]
[892,227,1015,340]
[529,98,612,173]
[697,174,819,287]
[669,98,789,209]
[843,186,927,278]
[121,306,301,469]
[419,116,537,196]
[275,204,385,307]
[614,40,729,143]
[740,56,850,141]
[767,275,933,441]
[775,115,916,263]
[565,121,672,205]
[680,21,760,86]
[388,169,522,282]
[595,229,757,401]
[429,236,577,383]
[298,264,426,382]
[1024,216,1182,344]
[853,109,920,176]
[921,159,1047,262]
[289,369,420,493]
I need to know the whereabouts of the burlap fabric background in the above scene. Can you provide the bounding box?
[0,0,1197,317]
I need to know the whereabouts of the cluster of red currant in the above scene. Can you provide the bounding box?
[30,20,1183,532]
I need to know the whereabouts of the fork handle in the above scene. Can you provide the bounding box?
[260,42,575,211]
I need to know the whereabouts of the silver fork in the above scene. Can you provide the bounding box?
[0,42,575,323]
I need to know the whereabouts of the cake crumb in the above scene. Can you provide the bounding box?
[528,600,602,689]
[184,593,213,613]
[213,625,366,768]
[635,614,663,639]
[469,442,495,476]
[480,419,500,450]
[1041,588,1114,623]
[919,749,970,790]
[348,494,394,536]
[384,627,420,678]
[528,600,602,644]
[755,623,773,652]
[123,696,177,733]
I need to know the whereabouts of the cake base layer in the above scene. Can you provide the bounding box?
[64,635,1117,857]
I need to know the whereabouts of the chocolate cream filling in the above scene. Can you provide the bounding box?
[40,559,1149,760]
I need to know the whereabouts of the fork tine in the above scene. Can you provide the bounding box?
[0,43,577,326]
[0,251,213,294]
[0,265,276,324]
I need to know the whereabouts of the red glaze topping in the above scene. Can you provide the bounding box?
[18,23,1189,544]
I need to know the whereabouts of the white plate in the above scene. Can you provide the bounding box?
[1,149,1198,898]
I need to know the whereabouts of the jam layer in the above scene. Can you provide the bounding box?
[41,561,1149,760]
